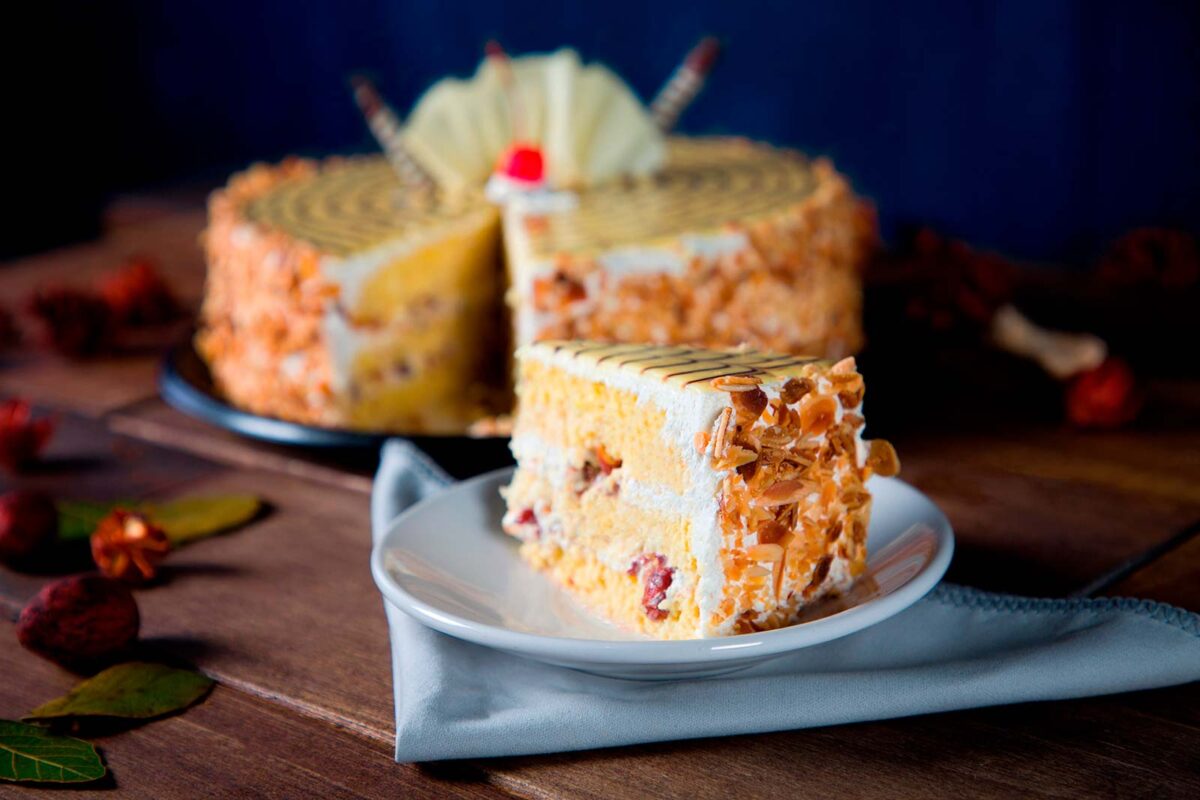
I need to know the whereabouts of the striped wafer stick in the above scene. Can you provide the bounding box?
[485,40,527,142]
[650,36,721,132]
[349,75,434,191]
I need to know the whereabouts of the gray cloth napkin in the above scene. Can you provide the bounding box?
[372,439,1200,763]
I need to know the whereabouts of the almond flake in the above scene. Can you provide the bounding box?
[710,374,763,392]
[746,543,785,562]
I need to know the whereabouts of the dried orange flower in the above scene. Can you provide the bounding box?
[91,509,171,583]
[98,257,181,326]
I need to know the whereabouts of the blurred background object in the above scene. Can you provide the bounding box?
[6,0,1199,261]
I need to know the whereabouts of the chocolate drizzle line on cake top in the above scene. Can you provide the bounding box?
[546,341,824,387]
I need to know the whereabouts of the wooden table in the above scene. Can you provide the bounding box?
[1,198,1197,798]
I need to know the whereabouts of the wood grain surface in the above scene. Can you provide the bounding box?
[0,197,1196,798]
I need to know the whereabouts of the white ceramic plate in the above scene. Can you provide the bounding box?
[372,468,954,679]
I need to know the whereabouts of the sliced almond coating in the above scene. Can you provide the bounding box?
[746,543,785,562]
[710,374,763,392]
[709,406,733,462]
[867,439,901,477]
[779,377,812,405]
[754,478,815,506]
[799,394,838,437]
[830,356,857,374]
[714,445,759,471]
[730,387,769,421]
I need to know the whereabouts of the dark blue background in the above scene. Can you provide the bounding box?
[23,0,1200,262]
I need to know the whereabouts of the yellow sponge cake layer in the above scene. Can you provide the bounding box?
[503,341,899,639]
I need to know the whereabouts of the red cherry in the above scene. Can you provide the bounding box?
[499,144,544,184]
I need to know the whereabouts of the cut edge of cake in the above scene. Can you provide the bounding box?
[197,157,504,432]
[501,340,899,639]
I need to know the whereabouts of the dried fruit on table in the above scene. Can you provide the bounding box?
[1066,357,1142,429]
[0,399,55,473]
[98,257,181,326]
[90,510,171,583]
[17,575,140,668]
[891,228,1017,333]
[0,304,18,348]
[25,286,116,358]
[0,490,58,564]
[1097,228,1199,289]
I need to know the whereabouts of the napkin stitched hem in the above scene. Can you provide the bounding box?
[930,584,1200,637]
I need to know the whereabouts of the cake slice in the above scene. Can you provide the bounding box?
[501,340,899,639]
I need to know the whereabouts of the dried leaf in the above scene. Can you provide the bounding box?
[25,662,213,723]
[0,719,105,783]
[58,495,261,544]
[141,495,262,544]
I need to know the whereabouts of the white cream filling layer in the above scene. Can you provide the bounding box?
[506,221,753,346]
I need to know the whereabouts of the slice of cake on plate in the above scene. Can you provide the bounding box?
[501,340,899,639]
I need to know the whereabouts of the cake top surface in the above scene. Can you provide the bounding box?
[237,137,820,259]
[525,340,830,389]
[240,159,491,257]
[516,137,820,259]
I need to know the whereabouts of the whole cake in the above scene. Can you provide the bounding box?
[501,341,899,639]
[197,48,876,432]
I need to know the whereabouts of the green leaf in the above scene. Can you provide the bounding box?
[57,494,261,544]
[56,500,125,541]
[0,719,106,783]
[25,663,214,723]
[141,494,262,545]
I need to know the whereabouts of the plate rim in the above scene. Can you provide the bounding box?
[371,467,955,665]
[158,338,504,447]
